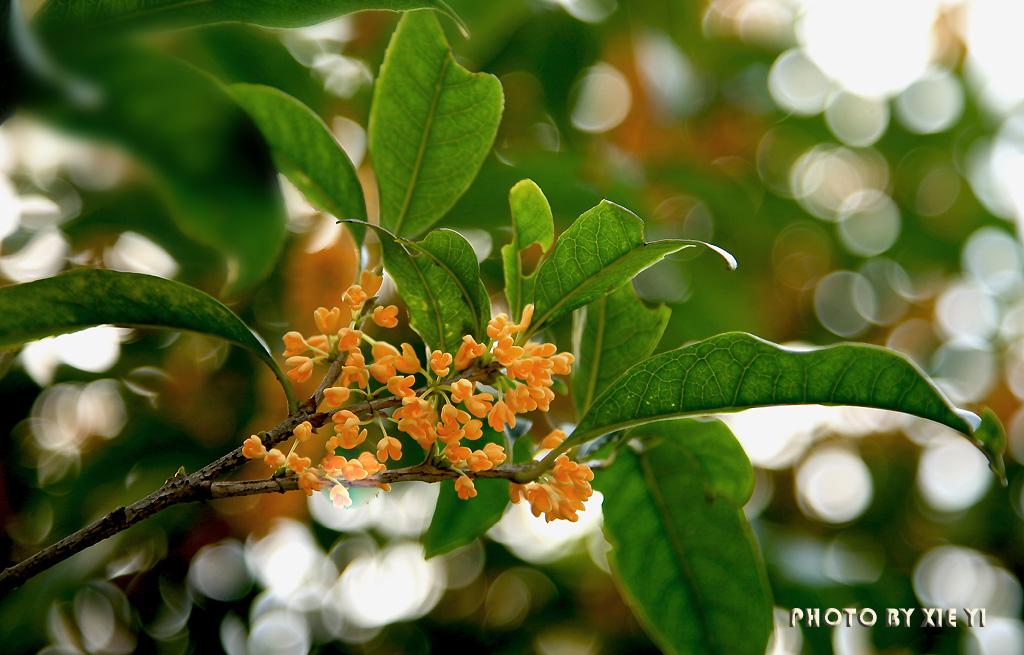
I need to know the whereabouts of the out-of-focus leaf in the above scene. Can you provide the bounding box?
[423,427,507,558]
[0,269,295,407]
[527,201,687,334]
[568,332,1005,477]
[501,178,553,318]
[230,83,366,242]
[572,283,669,415]
[362,223,487,352]
[369,10,502,237]
[177,25,326,124]
[35,45,285,294]
[596,419,772,655]
[34,1,464,35]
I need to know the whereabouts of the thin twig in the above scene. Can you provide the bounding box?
[0,360,506,595]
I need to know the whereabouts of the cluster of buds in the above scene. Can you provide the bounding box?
[241,270,594,522]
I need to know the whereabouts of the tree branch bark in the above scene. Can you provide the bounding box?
[0,359,512,596]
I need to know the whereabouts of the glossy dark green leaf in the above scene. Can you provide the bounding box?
[572,283,670,415]
[369,10,503,237]
[596,419,772,655]
[34,1,464,35]
[527,201,689,335]
[35,45,285,294]
[363,223,487,353]
[569,332,1005,477]
[230,83,366,242]
[423,427,508,558]
[501,178,553,318]
[0,269,295,407]
[408,228,491,336]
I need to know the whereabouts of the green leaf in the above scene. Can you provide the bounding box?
[572,283,670,415]
[569,332,1005,476]
[973,407,1008,484]
[369,10,503,237]
[595,419,772,655]
[0,269,295,408]
[509,178,554,251]
[501,179,553,318]
[34,45,285,294]
[362,223,488,353]
[407,229,491,337]
[230,83,366,243]
[423,427,508,558]
[35,1,465,35]
[528,200,696,335]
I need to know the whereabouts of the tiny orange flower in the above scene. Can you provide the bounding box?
[321,454,345,475]
[540,429,566,450]
[285,356,314,383]
[282,331,309,357]
[337,327,362,352]
[338,427,368,450]
[395,343,421,374]
[444,443,472,464]
[314,306,343,334]
[369,341,399,382]
[450,379,474,403]
[242,435,266,459]
[462,419,484,440]
[341,364,368,388]
[324,386,350,408]
[467,450,494,472]
[440,402,470,427]
[454,335,486,370]
[358,451,385,474]
[509,483,527,504]
[516,304,534,333]
[298,470,322,496]
[487,313,513,340]
[293,421,315,443]
[287,452,312,474]
[487,399,516,432]
[372,305,399,328]
[342,284,368,308]
[387,374,417,398]
[463,391,494,419]
[483,442,507,465]
[551,352,574,375]
[265,448,286,469]
[429,350,452,377]
[341,458,368,482]
[330,483,352,507]
[455,475,477,500]
[359,269,383,297]
[333,409,359,426]
[493,336,524,366]
[377,435,402,462]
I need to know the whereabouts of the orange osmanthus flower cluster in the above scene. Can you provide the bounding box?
[510,452,594,522]
[240,271,593,521]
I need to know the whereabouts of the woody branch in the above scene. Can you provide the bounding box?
[0,358,527,596]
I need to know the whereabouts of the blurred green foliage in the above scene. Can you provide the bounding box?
[1,1,1023,654]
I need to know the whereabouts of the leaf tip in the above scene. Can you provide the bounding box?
[971,407,1006,486]
[434,1,470,38]
[680,240,738,271]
